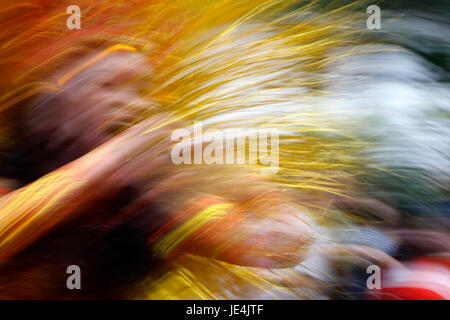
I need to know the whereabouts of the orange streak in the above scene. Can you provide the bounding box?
[57,44,137,86]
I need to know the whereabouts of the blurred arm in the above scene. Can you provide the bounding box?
[148,176,314,268]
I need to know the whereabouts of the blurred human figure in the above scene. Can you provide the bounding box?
[0,45,313,298]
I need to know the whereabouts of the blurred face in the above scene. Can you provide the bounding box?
[54,50,153,151]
